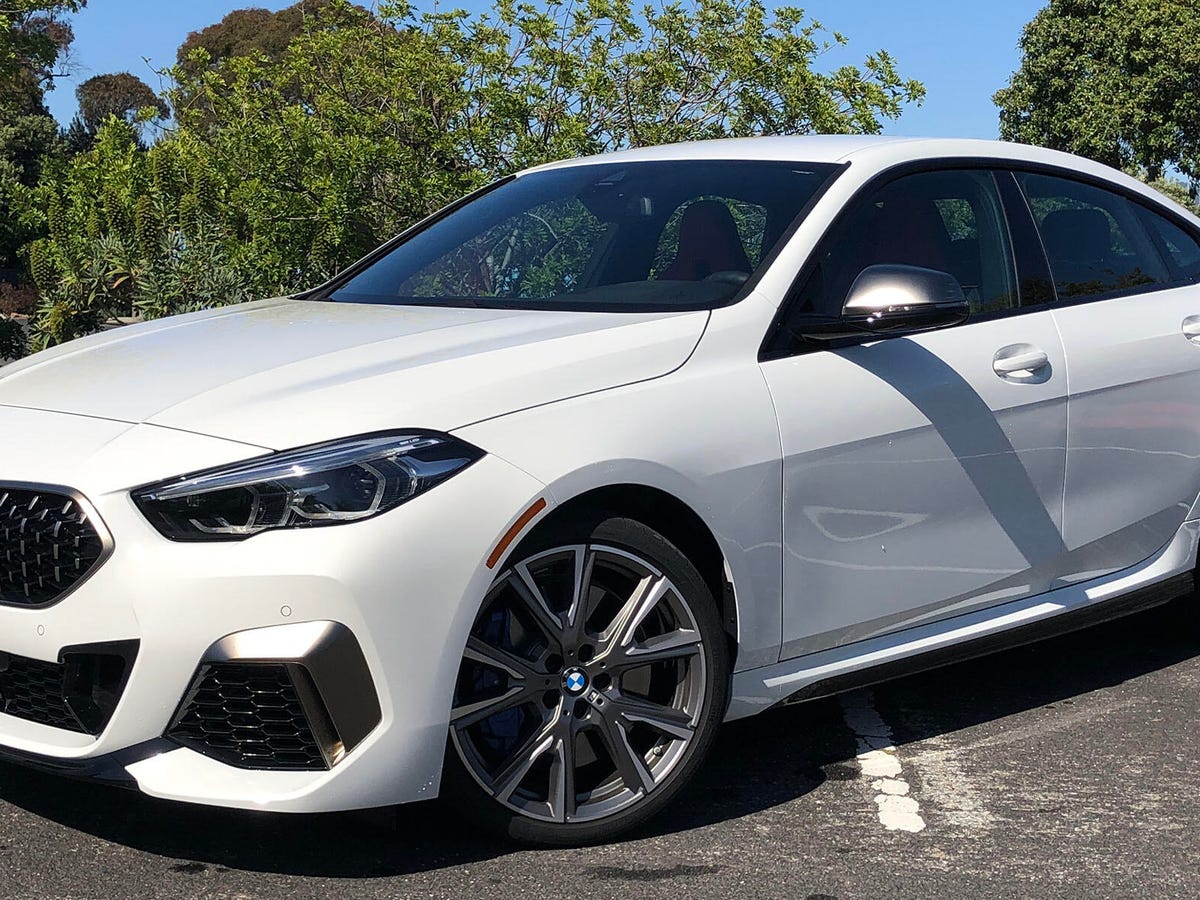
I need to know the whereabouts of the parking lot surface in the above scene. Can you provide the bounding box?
[1,599,1197,899]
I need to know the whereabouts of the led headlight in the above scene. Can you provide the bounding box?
[133,432,484,541]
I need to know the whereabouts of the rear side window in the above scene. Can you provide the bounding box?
[1018,173,1169,301]
[1138,208,1200,283]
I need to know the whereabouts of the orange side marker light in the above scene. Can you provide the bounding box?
[486,498,548,569]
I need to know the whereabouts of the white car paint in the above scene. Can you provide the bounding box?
[1054,284,1200,575]
[0,298,709,447]
[0,135,1198,815]
[761,309,1070,657]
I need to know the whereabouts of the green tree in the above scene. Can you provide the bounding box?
[26,120,257,348]
[175,0,358,72]
[21,0,924,352]
[172,0,369,112]
[168,2,470,291]
[996,0,1200,185]
[0,112,59,271]
[0,0,80,274]
[434,0,924,172]
[0,0,82,98]
[71,72,169,145]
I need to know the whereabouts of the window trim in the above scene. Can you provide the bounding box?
[759,157,1200,362]
[995,170,1057,311]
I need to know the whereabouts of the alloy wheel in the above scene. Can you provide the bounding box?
[450,543,709,824]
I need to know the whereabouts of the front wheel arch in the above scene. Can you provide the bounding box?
[512,484,739,667]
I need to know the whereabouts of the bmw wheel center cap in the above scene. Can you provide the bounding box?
[562,667,588,695]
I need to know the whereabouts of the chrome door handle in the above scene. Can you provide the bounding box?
[993,345,1050,379]
[1183,315,1200,344]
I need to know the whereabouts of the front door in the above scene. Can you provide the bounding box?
[761,168,1070,659]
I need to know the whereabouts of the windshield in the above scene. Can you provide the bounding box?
[330,160,840,312]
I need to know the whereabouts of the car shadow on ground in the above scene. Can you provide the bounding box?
[0,599,1194,878]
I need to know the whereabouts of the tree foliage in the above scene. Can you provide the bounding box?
[26,121,256,347]
[1141,174,1200,216]
[176,0,352,73]
[17,0,924,353]
[0,1,79,275]
[0,0,81,101]
[73,72,168,139]
[0,111,58,270]
[428,0,924,172]
[996,0,1200,184]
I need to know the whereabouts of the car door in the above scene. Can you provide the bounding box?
[1018,172,1200,579]
[760,168,1071,660]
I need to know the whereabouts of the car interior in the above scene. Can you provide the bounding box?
[331,161,839,311]
[1019,173,1169,299]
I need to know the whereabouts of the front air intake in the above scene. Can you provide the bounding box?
[0,641,138,734]
[167,662,332,771]
[165,622,382,771]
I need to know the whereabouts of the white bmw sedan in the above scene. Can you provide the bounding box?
[2,136,1199,845]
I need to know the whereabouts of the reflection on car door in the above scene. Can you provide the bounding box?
[1019,172,1200,580]
[761,169,1071,659]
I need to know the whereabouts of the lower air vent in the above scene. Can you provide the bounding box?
[0,642,138,734]
[167,663,331,770]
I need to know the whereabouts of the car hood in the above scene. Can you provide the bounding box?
[0,298,709,449]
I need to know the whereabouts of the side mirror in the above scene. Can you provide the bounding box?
[801,265,970,341]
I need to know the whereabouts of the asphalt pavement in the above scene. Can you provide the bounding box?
[1,598,1197,899]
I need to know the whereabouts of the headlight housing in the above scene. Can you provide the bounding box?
[133,432,483,542]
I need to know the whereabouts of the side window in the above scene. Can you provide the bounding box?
[1138,207,1200,283]
[1017,173,1169,301]
[651,196,767,280]
[791,170,1019,318]
[395,197,609,299]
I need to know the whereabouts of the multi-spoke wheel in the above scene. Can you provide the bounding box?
[445,515,729,845]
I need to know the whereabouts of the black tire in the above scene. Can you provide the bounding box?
[442,513,730,846]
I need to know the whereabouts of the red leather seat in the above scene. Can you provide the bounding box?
[862,195,954,274]
[661,200,752,281]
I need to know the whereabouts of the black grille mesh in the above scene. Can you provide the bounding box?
[0,643,136,735]
[0,656,79,731]
[168,663,327,770]
[0,488,105,607]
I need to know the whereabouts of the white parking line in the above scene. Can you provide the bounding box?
[839,690,927,833]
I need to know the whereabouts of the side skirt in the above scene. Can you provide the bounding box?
[781,571,1192,706]
[726,519,1199,721]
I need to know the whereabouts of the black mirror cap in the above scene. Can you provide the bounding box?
[801,264,970,341]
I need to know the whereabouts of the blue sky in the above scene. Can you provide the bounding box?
[45,0,1048,139]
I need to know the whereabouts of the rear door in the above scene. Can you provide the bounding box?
[1017,172,1200,578]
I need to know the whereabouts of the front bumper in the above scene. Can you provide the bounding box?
[0,406,547,811]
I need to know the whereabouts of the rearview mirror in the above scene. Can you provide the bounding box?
[801,265,970,341]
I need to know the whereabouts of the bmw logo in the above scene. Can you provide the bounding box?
[562,668,588,695]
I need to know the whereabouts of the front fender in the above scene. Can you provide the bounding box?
[454,364,784,671]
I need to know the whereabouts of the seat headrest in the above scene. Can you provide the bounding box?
[660,199,752,281]
[1040,209,1111,262]
[863,196,953,274]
